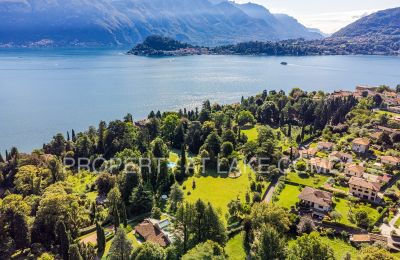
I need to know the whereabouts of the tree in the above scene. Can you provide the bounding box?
[354,209,370,228]
[180,144,187,180]
[237,110,255,126]
[256,225,286,260]
[129,184,153,215]
[11,212,30,249]
[182,240,225,260]
[359,246,394,260]
[131,242,166,260]
[162,114,180,143]
[96,222,106,258]
[297,216,315,234]
[287,232,334,260]
[56,221,70,260]
[108,228,133,260]
[96,173,116,197]
[170,183,184,212]
[329,211,342,223]
[221,142,234,157]
[69,244,83,260]
[120,203,128,228]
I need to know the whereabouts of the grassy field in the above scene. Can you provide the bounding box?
[242,126,259,142]
[274,184,301,209]
[318,236,358,259]
[286,171,329,188]
[333,198,380,227]
[225,232,246,260]
[181,161,255,217]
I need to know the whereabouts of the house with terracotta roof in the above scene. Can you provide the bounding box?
[299,148,318,159]
[134,219,171,247]
[344,163,365,178]
[348,177,381,202]
[298,187,333,218]
[352,138,370,154]
[317,141,334,151]
[309,158,333,174]
[380,155,400,166]
[329,151,353,163]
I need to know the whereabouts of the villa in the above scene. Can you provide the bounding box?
[344,163,365,178]
[134,219,171,247]
[299,148,318,159]
[352,138,370,154]
[298,187,333,218]
[309,158,333,174]
[329,151,353,163]
[317,141,335,151]
[348,177,381,202]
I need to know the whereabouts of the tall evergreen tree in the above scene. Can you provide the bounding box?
[11,212,30,250]
[96,222,106,258]
[112,205,120,232]
[0,153,4,163]
[256,225,286,260]
[120,203,128,228]
[71,129,76,142]
[180,144,187,179]
[56,221,70,260]
[108,228,133,260]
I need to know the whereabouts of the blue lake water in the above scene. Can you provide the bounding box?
[0,48,400,152]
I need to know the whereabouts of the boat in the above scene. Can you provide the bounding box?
[280,62,288,65]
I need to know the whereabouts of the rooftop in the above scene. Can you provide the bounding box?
[352,138,370,146]
[299,187,333,207]
[135,219,170,247]
[349,176,381,192]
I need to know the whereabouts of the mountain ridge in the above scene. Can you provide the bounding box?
[0,0,323,47]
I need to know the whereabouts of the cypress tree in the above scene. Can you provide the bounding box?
[56,221,70,260]
[71,129,76,142]
[96,222,106,257]
[113,205,120,232]
[0,153,4,163]
[5,149,9,161]
[89,202,96,225]
[67,131,70,142]
[120,203,128,228]
[180,144,186,178]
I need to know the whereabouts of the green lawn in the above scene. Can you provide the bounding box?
[242,126,259,142]
[225,232,246,260]
[286,171,329,188]
[318,236,358,259]
[274,184,301,209]
[333,198,380,227]
[181,161,255,217]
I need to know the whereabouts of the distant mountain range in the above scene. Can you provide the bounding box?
[130,7,400,56]
[0,0,322,47]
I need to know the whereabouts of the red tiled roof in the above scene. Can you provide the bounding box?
[298,187,333,207]
[349,177,381,192]
[352,138,370,146]
[135,220,170,247]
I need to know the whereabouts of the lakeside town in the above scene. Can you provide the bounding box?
[2,83,400,259]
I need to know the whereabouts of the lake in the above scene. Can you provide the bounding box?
[0,49,400,152]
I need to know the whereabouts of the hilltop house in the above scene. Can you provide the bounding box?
[380,156,400,167]
[345,163,365,178]
[352,138,370,154]
[349,177,381,202]
[135,219,171,247]
[298,187,333,218]
[317,141,334,151]
[329,151,353,163]
[309,158,333,174]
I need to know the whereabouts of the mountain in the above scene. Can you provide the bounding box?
[0,0,323,47]
[332,7,400,38]
[328,7,400,55]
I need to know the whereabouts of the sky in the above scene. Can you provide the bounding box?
[235,0,400,34]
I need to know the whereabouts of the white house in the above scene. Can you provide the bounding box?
[298,187,333,218]
[329,151,353,163]
[380,156,400,167]
[344,163,365,178]
[352,138,370,154]
[317,141,334,151]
